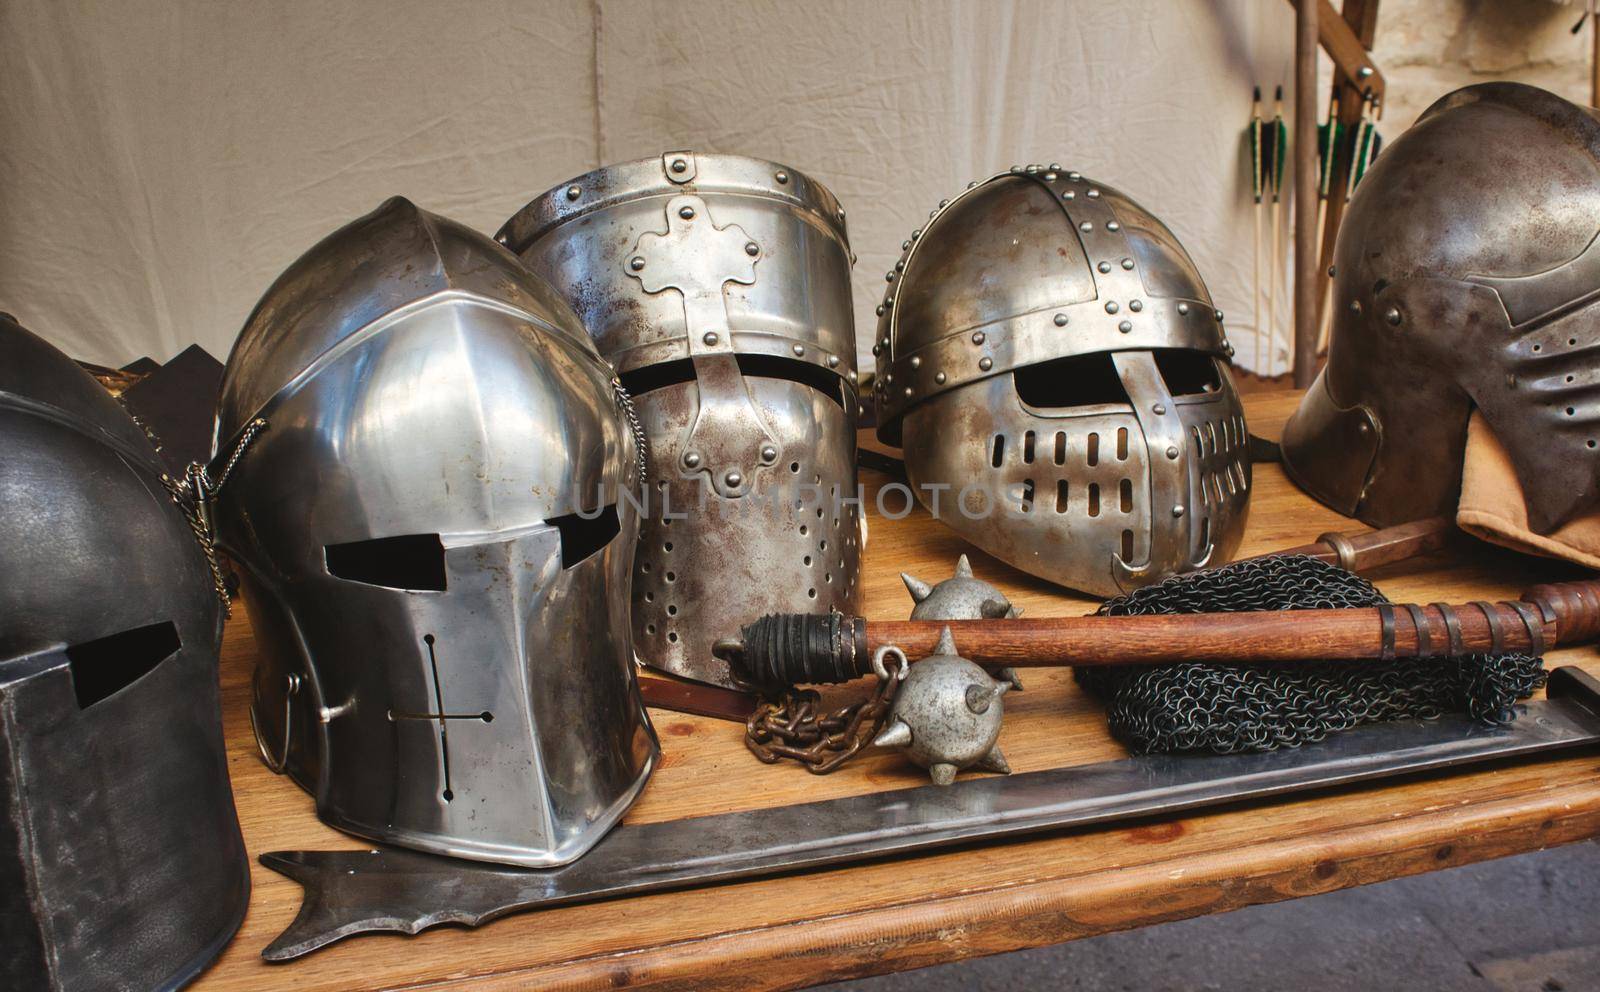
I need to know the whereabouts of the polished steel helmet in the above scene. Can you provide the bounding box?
[499,152,863,687]
[214,198,657,868]
[1284,82,1600,534]
[874,167,1250,596]
[0,314,248,989]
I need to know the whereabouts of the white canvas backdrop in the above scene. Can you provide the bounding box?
[0,0,1299,375]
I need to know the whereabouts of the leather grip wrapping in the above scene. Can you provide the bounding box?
[733,613,868,690]
[1523,579,1600,646]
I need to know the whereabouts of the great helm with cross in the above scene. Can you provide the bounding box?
[498,152,864,688]
[0,314,249,989]
[1283,82,1600,534]
[873,166,1251,597]
[213,198,658,867]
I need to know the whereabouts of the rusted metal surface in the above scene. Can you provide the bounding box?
[501,153,863,687]
[871,168,1250,596]
[1284,83,1600,535]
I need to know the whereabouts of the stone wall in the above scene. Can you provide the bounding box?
[1375,0,1594,127]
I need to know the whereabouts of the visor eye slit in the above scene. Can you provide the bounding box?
[550,505,621,569]
[324,534,447,591]
[66,621,181,708]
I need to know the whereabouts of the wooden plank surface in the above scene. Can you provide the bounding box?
[193,390,1600,991]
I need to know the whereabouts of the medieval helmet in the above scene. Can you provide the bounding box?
[498,152,863,688]
[0,314,249,989]
[213,198,657,868]
[873,167,1250,596]
[1283,82,1600,534]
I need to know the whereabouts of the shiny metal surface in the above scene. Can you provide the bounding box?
[875,169,1248,596]
[261,665,1600,962]
[1284,82,1600,534]
[500,153,863,687]
[0,314,248,990]
[214,198,657,868]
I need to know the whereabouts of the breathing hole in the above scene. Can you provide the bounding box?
[1087,433,1100,466]
[992,434,1006,467]
[1119,478,1133,513]
[665,570,677,582]
[1121,529,1134,562]
[66,620,182,708]
[804,555,812,566]
[1023,431,1036,464]
[667,604,678,616]
[791,462,800,473]
[1014,352,1131,407]
[644,592,654,603]
[1088,483,1101,517]
[1056,479,1069,513]
[800,525,808,536]
[442,789,454,802]
[325,533,447,591]
[808,588,817,599]
[646,623,657,634]
[1054,432,1066,465]
[668,631,678,643]
[551,505,621,569]
[664,542,673,552]
[1117,428,1129,460]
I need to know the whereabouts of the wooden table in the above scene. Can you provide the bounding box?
[194,391,1600,991]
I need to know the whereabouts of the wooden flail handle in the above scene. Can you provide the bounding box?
[719,577,1600,690]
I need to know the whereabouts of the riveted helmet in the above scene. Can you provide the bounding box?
[499,152,863,687]
[0,314,248,989]
[874,167,1250,596]
[214,198,657,867]
[1284,82,1600,534]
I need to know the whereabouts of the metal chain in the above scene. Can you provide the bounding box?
[611,376,649,489]
[160,417,268,617]
[1076,555,1548,755]
[745,654,903,774]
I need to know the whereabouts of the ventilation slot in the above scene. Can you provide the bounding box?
[1015,352,1132,407]
[1022,431,1036,464]
[1020,479,1035,513]
[1121,529,1135,562]
[1116,428,1129,460]
[1054,432,1067,465]
[1119,478,1133,513]
[992,434,1006,468]
[1088,483,1101,517]
[1087,433,1100,466]
[67,621,181,708]
[1198,517,1211,553]
[1153,349,1222,395]
[1056,479,1069,513]
[552,505,621,568]
[326,534,447,591]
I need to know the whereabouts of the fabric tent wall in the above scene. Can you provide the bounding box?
[0,0,1296,375]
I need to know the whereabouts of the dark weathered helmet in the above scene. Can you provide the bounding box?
[873,167,1250,596]
[0,313,248,989]
[1284,82,1600,533]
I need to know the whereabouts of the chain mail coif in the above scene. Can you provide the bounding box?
[1074,555,1548,755]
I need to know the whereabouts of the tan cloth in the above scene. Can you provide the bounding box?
[1458,411,1600,570]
